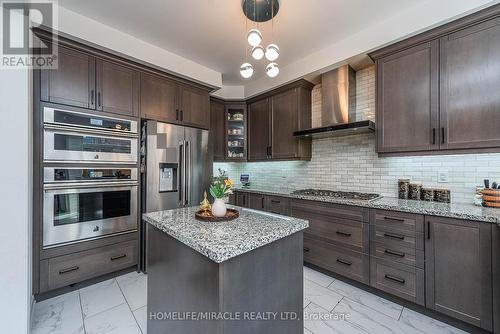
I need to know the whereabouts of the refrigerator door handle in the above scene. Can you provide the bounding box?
[178,140,184,206]
[185,140,191,206]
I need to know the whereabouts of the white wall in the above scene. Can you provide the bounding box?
[211,85,245,100]
[0,11,33,334]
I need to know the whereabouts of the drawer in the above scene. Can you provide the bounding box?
[291,199,368,223]
[371,225,424,251]
[370,257,424,305]
[41,240,137,292]
[265,196,290,216]
[304,218,368,253]
[304,236,369,284]
[370,209,424,234]
[371,242,424,268]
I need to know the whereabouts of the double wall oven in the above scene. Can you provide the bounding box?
[42,107,139,248]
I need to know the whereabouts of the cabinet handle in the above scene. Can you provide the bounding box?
[90,90,95,105]
[261,197,265,209]
[243,195,246,206]
[384,249,405,258]
[336,258,352,266]
[303,247,310,253]
[97,92,101,108]
[427,221,431,240]
[432,128,436,145]
[59,266,79,275]
[383,232,405,240]
[180,110,184,122]
[384,274,405,284]
[441,127,445,144]
[111,254,127,261]
[383,216,404,223]
[176,109,179,120]
[270,199,280,203]
[335,231,352,237]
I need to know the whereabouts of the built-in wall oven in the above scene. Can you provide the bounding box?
[41,107,139,248]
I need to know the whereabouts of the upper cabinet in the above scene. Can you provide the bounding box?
[41,44,96,109]
[225,103,247,161]
[179,85,210,129]
[248,98,271,161]
[210,99,226,162]
[370,7,500,155]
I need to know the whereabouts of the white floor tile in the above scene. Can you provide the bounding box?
[399,308,468,334]
[116,271,147,311]
[84,303,142,334]
[304,326,314,334]
[328,279,403,320]
[304,266,335,287]
[304,302,369,334]
[132,306,147,334]
[304,279,343,312]
[304,297,311,309]
[80,279,127,319]
[31,291,84,334]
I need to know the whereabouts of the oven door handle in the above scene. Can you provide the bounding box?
[44,124,139,138]
[43,181,138,191]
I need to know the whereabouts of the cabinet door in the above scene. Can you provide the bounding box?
[210,100,225,161]
[96,60,139,117]
[440,17,500,150]
[140,73,179,123]
[376,41,439,153]
[248,98,270,161]
[235,192,248,207]
[180,85,210,129]
[247,193,266,211]
[41,45,95,109]
[271,88,299,159]
[425,217,492,330]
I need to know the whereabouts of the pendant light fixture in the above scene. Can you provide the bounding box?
[265,0,280,68]
[240,2,253,79]
[251,45,265,60]
[247,28,262,47]
[266,62,279,78]
[265,43,279,61]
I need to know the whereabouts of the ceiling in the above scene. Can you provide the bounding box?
[58,0,422,86]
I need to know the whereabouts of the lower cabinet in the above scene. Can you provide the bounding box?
[39,240,138,292]
[425,216,493,331]
[248,193,266,210]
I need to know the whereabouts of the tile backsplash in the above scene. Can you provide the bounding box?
[214,66,500,204]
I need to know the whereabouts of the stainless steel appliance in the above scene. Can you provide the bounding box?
[43,167,139,248]
[140,120,211,270]
[43,107,138,164]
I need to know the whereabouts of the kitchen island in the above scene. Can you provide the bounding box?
[143,206,309,334]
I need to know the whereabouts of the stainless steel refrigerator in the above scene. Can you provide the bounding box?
[140,120,211,270]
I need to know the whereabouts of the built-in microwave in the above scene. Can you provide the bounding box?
[43,107,138,164]
[42,167,138,248]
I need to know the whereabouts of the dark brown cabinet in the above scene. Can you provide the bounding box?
[41,44,96,109]
[375,42,439,153]
[225,104,247,160]
[140,73,179,123]
[247,193,266,210]
[96,59,139,117]
[425,216,493,330]
[248,98,271,161]
[179,84,210,129]
[371,7,500,155]
[210,99,226,161]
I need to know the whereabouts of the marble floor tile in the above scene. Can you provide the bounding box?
[328,279,403,320]
[304,326,314,334]
[399,307,468,334]
[304,297,311,309]
[304,266,335,287]
[79,279,127,319]
[132,306,147,334]
[31,291,84,334]
[116,271,147,311]
[304,302,370,334]
[84,303,142,334]
[304,279,343,312]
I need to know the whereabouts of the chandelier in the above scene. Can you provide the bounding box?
[240,0,280,79]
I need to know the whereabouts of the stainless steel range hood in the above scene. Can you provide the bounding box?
[294,65,375,139]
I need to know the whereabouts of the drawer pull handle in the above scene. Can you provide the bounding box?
[383,216,405,223]
[336,231,352,237]
[384,249,405,258]
[111,254,127,261]
[303,247,310,253]
[271,211,281,214]
[336,258,352,266]
[383,232,405,240]
[384,274,405,284]
[59,266,79,275]
[270,199,281,203]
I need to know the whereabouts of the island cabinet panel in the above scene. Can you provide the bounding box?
[179,84,210,129]
[439,17,500,150]
[96,59,139,117]
[248,98,271,161]
[375,41,439,154]
[140,73,179,123]
[41,44,96,109]
[425,216,493,331]
[210,99,226,161]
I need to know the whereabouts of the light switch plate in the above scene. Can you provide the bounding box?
[438,171,449,183]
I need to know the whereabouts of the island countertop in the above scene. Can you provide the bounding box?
[143,206,309,263]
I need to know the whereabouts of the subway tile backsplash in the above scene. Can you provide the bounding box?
[214,66,500,204]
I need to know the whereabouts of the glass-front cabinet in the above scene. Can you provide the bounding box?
[225,104,247,161]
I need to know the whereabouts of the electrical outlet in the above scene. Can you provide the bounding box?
[438,171,449,183]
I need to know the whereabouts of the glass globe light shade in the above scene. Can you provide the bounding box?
[247,29,262,47]
[266,62,279,78]
[265,43,280,61]
[251,45,265,60]
[240,62,254,79]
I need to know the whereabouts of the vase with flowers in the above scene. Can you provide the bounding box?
[209,169,233,217]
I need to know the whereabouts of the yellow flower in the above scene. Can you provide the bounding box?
[224,179,233,187]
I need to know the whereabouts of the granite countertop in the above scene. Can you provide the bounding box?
[233,186,500,226]
[143,206,309,263]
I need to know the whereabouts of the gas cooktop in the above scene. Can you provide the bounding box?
[291,189,381,201]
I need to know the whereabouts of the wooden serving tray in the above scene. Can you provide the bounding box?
[482,189,500,208]
[195,208,239,222]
